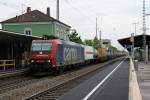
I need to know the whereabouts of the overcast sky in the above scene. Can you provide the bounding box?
[0,0,150,50]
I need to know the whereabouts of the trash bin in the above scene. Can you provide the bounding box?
[134,60,138,71]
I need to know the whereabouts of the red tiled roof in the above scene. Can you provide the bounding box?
[1,10,70,27]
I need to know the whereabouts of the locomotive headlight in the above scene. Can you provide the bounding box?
[31,60,34,63]
[48,60,51,62]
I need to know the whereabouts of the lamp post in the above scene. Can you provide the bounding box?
[56,0,59,20]
[132,22,139,36]
[142,0,147,63]
[131,33,134,60]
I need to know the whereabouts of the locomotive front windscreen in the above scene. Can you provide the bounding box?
[31,43,52,52]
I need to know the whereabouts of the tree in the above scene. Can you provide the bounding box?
[93,36,100,48]
[84,39,94,46]
[84,36,101,48]
[109,45,118,51]
[68,30,83,44]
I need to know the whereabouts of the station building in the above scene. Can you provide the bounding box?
[1,7,71,40]
[0,7,71,71]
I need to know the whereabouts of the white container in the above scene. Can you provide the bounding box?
[83,45,94,60]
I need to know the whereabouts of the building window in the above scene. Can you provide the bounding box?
[24,28,32,35]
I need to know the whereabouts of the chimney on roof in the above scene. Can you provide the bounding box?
[47,7,50,17]
[27,7,31,13]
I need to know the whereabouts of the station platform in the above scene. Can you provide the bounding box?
[137,62,150,100]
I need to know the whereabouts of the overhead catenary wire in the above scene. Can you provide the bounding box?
[0,1,25,9]
[63,0,106,40]
[0,1,28,14]
[63,0,95,23]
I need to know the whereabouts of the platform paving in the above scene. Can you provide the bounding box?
[137,62,150,100]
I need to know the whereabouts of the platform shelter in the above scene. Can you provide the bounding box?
[0,30,41,70]
[118,34,150,61]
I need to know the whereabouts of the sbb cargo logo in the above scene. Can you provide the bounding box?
[63,47,77,61]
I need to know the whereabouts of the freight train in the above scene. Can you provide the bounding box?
[30,39,125,74]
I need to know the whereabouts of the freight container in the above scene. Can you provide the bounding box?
[97,48,107,61]
[82,45,94,61]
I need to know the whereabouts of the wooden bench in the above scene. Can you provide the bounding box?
[0,60,15,70]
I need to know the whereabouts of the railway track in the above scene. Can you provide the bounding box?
[0,64,95,95]
[0,75,53,94]
[0,63,92,95]
[0,77,30,94]
[25,59,120,100]
[25,74,95,100]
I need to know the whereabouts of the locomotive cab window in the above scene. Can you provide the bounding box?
[32,43,41,51]
[41,43,52,51]
[31,43,52,52]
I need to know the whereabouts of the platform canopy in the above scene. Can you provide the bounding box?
[0,30,41,43]
[118,34,150,50]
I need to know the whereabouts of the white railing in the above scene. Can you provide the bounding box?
[0,60,15,70]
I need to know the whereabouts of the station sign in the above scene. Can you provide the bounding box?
[124,45,133,49]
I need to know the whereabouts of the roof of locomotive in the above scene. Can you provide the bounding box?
[51,39,83,47]
[32,39,51,43]
[32,39,83,47]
